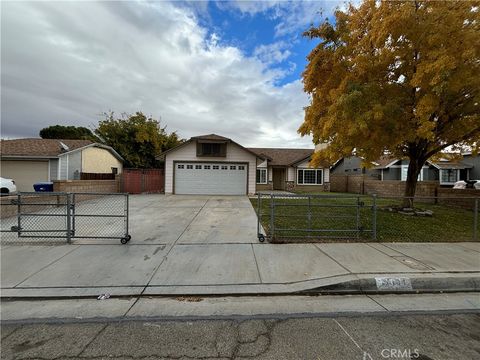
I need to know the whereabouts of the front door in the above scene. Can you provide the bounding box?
[272,168,285,190]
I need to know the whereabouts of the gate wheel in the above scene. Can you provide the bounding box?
[121,235,131,244]
[258,234,265,243]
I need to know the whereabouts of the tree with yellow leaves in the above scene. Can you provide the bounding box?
[300,0,479,204]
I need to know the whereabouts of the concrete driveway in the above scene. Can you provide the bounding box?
[128,194,259,245]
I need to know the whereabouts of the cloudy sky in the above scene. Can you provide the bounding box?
[1,0,343,147]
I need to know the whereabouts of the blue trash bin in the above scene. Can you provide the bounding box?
[33,182,54,192]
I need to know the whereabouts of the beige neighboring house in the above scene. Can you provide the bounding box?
[156,134,329,195]
[0,139,123,191]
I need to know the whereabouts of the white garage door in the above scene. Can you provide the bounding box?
[174,162,247,195]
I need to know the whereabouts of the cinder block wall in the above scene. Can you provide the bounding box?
[1,194,64,219]
[363,180,438,198]
[53,179,120,193]
[437,188,480,209]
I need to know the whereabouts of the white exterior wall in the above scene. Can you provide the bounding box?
[165,141,258,195]
[257,159,267,167]
[324,168,330,183]
[287,167,295,182]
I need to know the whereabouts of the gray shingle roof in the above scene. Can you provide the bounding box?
[0,138,93,157]
[248,148,314,166]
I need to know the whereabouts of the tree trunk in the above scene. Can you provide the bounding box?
[402,158,424,208]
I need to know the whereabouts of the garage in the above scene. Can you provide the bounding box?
[0,160,49,192]
[174,162,247,195]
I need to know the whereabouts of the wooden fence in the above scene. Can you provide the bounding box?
[121,169,164,194]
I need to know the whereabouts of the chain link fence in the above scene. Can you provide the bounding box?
[0,192,130,245]
[255,193,479,243]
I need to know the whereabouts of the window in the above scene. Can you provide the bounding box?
[204,165,211,170]
[401,166,423,181]
[440,169,459,184]
[111,167,118,175]
[213,165,219,170]
[238,165,245,170]
[195,165,202,169]
[187,165,193,169]
[221,165,228,170]
[178,164,184,169]
[230,165,236,170]
[256,168,267,184]
[297,169,323,185]
[197,142,226,157]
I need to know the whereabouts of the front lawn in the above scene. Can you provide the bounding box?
[250,194,477,243]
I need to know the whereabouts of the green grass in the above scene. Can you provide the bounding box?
[250,194,477,243]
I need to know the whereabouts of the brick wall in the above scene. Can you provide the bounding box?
[0,194,65,219]
[330,175,438,197]
[330,175,347,192]
[363,180,438,197]
[437,188,480,209]
[330,174,365,194]
[53,179,120,193]
[330,175,480,209]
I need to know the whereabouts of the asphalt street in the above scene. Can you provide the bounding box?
[2,312,479,360]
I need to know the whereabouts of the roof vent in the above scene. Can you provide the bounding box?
[59,141,70,152]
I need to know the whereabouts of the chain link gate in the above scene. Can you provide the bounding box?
[256,193,377,242]
[7,192,131,244]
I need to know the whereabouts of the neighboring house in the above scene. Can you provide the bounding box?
[331,155,473,186]
[156,134,330,195]
[462,152,480,179]
[0,139,123,191]
[330,156,382,179]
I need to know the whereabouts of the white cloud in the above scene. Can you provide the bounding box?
[253,41,292,64]
[1,0,313,147]
[217,0,343,37]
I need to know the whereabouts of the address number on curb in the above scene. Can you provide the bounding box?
[375,277,413,291]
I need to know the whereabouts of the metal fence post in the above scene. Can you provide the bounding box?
[474,198,478,242]
[66,193,72,244]
[257,193,261,236]
[270,193,275,241]
[71,193,76,237]
[16,193,21,236]
[356,196,360,240]
[308,195,312,231]
[125,193,130,239]
[372,194,377,241]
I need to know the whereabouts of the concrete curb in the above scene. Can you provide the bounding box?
[307,276,480,294]
[2,274,480,298]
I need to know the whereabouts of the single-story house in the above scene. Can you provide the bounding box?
[462,152,480,179]
[331,155,474,186]
[0,138,123,191]
[156,134,330,195]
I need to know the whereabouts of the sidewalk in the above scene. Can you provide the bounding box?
[1,242,479,297]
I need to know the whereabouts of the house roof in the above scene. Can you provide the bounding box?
[431,161,473,170]
[371,156,398,169]
[0,139,93,158]
[0,138,124,162]
[247,148,314,166]
[191,134,231,142]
